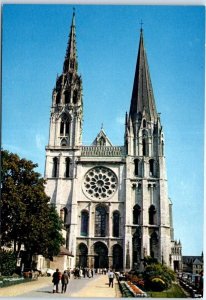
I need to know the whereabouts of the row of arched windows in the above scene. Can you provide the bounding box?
[134,158,155,177]
[133,204,156,225]
[52,157,70,178]
[56,89,78,105]
[80,207,120,238]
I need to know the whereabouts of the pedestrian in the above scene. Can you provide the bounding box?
[61,270,69,293]
[52,268,61,293]
[87,268,92,278]
[108,269,114,288]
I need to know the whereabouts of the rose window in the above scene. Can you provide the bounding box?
[83,167,118,200]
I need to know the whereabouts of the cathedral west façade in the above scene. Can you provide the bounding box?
[44,12,182,271]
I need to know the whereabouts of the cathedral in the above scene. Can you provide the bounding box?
[44,12,182,271]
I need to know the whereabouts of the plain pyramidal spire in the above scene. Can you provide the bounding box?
[129,27,157,122]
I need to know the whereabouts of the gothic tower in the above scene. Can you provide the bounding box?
[45,12,83,260]
[45,13,179,271]
[47,12,83,150]
[124,28,173,268]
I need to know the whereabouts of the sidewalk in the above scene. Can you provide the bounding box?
[0,276,51,297]
[0,274,122,298]
[69,274,121,298]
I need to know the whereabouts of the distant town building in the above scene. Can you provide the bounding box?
[171,240,183,271]
[182,253,204,274]
[44,12,181,271]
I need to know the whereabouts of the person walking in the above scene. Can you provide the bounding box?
[61,270,69,293]
[52,269,61,293]
[108,269,114,288]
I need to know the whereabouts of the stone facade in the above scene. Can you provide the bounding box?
[44,12,181,271]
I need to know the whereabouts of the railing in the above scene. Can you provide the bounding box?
[81,146,125,157]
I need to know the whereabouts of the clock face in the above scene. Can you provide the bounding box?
[83,166,118,200]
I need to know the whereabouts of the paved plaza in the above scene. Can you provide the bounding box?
[0,274,122,298]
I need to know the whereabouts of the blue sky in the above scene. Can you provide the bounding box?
[2,5,204,256]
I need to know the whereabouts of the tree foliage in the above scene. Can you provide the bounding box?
[0,250,16,276]
[1,150,65,264]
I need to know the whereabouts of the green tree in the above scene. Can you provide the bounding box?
[1,150,64,266]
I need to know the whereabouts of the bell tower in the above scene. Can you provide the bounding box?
[124,28,173,270]
[48,11,83,149]
[45,11,83,186]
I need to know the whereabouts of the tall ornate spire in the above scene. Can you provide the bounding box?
[63,10,77,73]
[129,29,157,122]
[50,11,83,148]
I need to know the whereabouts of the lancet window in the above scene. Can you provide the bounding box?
[95,206,107,237]
[134,159,140,176]
[149,205,156,225]
[65,157,70,177]
[59,114,70,136]
[53,157,58,177]
[142,130,148,156]
[113,211,120,237]
[73,90,78,104]
[81,210,89,236]
[149,159,155,176]
[133,204,141,225]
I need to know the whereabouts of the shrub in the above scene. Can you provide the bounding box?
[150,277,166,291]
[0,250,16,276]
[143,262,175,291]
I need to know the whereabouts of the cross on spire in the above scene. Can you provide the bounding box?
[140,20,144,32]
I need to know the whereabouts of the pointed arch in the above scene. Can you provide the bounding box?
[65,157,70,177]
[142,130,148,156]
[59,113,70,137]
[150,231,158,259]
[112,210,120,237]
[112,244,123,271]
[56,92,61,104]
[73,89,78,104]
[161,140,164,156]
[80,210,89,236]
[60,121,64,135]
[133,204,141,225]
[60,207,68,224]
[134,158,140,176]
[93,241,108,269]
[132,227,141,268]
[95,205,107,237]
[149,159,155,176]
[53,157,58,177]
[78,243,88,268]
[99,136,106,146]
[149,205,156,225]
[64,90,71,104]
[65,120,70,135]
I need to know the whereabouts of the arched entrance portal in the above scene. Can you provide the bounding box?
[112,244,123,271]
[94,242,108,269]
[79,243,88,268]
